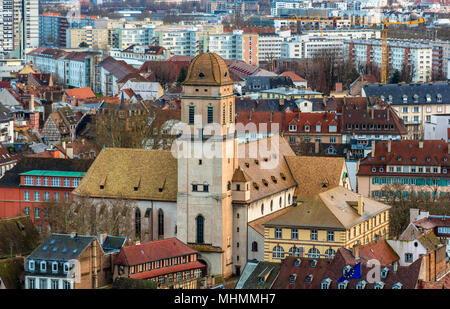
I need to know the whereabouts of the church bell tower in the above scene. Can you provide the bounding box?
[176,53,237,278]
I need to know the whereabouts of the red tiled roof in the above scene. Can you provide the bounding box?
[280,71,307,83]
[115,238,197,266]
[358,140,450,176]
[129,261,205,280]
[358,239,400,266]
[236,111,284,133]
[284,112,341,134]
[414,216,450,229]
[65,87,96,99]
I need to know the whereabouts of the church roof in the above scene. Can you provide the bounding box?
[183,53,234,86]
[73,148,178,202]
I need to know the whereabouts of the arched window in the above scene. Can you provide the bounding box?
[308,248,320,258]
[158,209,164,237]
[289,246,302,257]
[272,245,284,259]
[135,208,141,239]
[251,241,258,252]
[324,249,336,259]
[196,215,204,244]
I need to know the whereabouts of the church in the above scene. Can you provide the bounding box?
[74,53,299,278]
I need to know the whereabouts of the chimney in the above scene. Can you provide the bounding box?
[315,139,320,154]
[30,95,35,111]
[62,141,66,150]
[393,262,398,273]
[270,111,273,123]
[410,208,419,223]
[386,109,390,121]
[371,108,374,119]
[447,142,450,155]
[249,110,252,120]
[353,245,360,259]
[419,141,423,149]
[371,139,375,158]
[357,195,364,216]
[387,138,392,153]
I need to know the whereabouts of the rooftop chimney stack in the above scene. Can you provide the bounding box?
[410,208,419,223]
[371,139,375,158]
[447,142,450,155]
[30,95,35,111]
[315,140,320,154]
[357,195,364,216]
[388,138,392,153]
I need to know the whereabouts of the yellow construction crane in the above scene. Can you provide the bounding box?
[253,15,426,83]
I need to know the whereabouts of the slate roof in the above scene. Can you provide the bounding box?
[99,56,137,81]
[28,234,97,261]
[101,236,127,254]
[239,261,281,289]
[363,82,450,105]
[246,76,294,92]
[272,249,423,289]
[0,157,93,188]
[115,238,197,266]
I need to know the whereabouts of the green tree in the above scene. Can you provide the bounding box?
[177,66,187,85]
[79,42,89,48]
[390,70,400,84]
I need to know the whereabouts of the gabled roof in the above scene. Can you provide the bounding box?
[265,187,391,230]
[99,56,137,81]
[232,167,250,182]
[280,71,307,83]
[285,156,346,198]
[115,238,197,266]
[73,148,178,202]
[28,234,97,261]
[65,87,96,99]
[0,216,40,258]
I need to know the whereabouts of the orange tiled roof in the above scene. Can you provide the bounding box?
[65,87,96,99]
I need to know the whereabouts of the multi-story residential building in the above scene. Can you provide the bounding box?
[424,114,450,141]
[270,0,311,16]
[113,238,206,289]
[66,27,110,50]
[345,38,433,83]
[153,27,202,57]
[207,30,259,66]
[258,30,291,63]
[39,12,101,48]
[341,98,408,158]
[362,82,450,140]
[26,48,100,89]
[24,233,126,289]
[0,0,39,57]
[357,140,450,199]
[109,45,172,67]
[0,157,93,232]
[96,56,138,96]
[0,104,15,144]
[112,24,155,50]
[263,186,391,262]
[260,87,322,100]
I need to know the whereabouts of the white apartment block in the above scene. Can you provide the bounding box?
[258,30,291,63]
[345,39,433,83]
[113,24,156,50]
[424,114,450,141]
[270,0,310,16]
[154,27,201,56]
[109,45,172,67]
[280,29,380,59]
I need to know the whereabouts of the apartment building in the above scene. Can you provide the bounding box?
[66,27,111,50]
[112,24,155,50]
[344,39,433,82]
[0,0,39,57]
[424,114,450,141]
[154,27,202,57]
[110,45,172,67]
[281,29,380,59]
[362,82,450,140]
[258,30,291,63]
[357,140,450,199]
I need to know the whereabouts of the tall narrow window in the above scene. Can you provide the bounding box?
[135,208,141,239]
[196,215,204,244]
[189,106,195,124]
[229,103,232,122]
[222,104,226,124]
[207,106,213,123]
[158,209,164,237]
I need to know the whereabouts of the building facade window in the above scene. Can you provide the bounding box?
[158,209,164,237]
[311,229,318,241]
[24,191,30,201]
[272,245,284,259]
[189,106,195,124]
[327,231,334,242]
[34,191,40,201]
[196,215,204,244]
[291,229,298,240]
[275,228,282,239]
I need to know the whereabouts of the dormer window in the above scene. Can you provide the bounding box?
[381,267,389,279]
[40,261,47,272]
[28,260,35,271]
[402,95,407,103]
[305,274,313,284]
[374,281,385,289]
[381,156,385,160]
[356,280,367,289]
[343,265,352,276]
[52,262,58,273]
[413,94,419,103]
[310,260,317,268]
[64,262,70,274]
[321,278,332,289]
[397,157,402,162]
[426,157,431,162]
[289,274,297,284]
[388,95,393,102]
[289,125,297,132]
[316,125,321,132]
[437,94,442,102]
[304,125,310,132]
[392,282,403,289]
[426,94,431,102]
[372,168,376,173]
[338,280,349,289]
[198,72,205,79]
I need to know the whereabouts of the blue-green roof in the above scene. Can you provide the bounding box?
[19,170,86,177]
